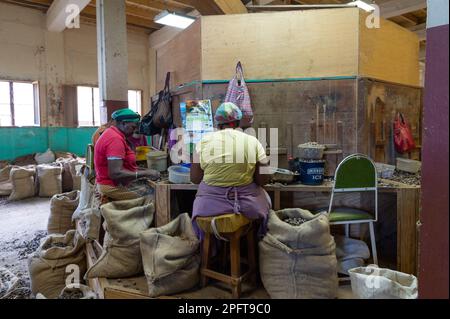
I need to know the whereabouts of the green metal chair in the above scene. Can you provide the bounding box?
[327,153,378,265]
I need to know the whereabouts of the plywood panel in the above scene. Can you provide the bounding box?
[202,79,358,159]
[357,78,423,165]
[359,12,420,87]
[201,8,360,81]
[156,20,201,91]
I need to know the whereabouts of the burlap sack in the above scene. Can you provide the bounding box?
[85,197,154,279]
[56,158,82,192]
[28,230,86,299]
[60,160,74,193]
[47,191,80,235]
[72,173,94,220]
[8,166,36,201]
[54,151,76,160]
[0,181,13,196]
[11,154,36,166]
[140,213,200,297]
[0,160,9,169]
[37,284,98,299]
[76,208,101,241]
[0,165,13,196]
[335,235,370,275]
[35,149,55,165]
[259,209,338,299]
[0,165,11,182]
[71,162,82,191]
[37,164,63,197]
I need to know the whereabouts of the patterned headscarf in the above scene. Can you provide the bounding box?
[214,102,243,125]
[111,108,141,123]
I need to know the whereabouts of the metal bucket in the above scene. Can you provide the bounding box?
[299,160,326,185]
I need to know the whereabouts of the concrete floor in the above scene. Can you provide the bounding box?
[0,197,355,299]
[0,197,50,299]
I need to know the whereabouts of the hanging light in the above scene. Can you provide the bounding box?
[154,10,196,29]
[347,0,376,12]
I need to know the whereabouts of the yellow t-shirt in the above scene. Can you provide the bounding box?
[196,129,267,187]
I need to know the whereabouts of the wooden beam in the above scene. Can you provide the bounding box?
[247,4,349,11]
[380,0,427,19]
[126,0,193,13]
[46,0,91,32]
[175,0,223,15]
[409,23,427,41]
[213,0,248,14]
[176,0,247,15]
[84,4,162,30]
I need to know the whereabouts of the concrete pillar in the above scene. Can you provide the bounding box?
[44,31,66,127]
[96,0,128,124]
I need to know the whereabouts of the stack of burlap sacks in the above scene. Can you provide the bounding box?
[27,169,201,299]
[77,198,340,299]
[83,197,201,298]
[0,150,83,201]
[24,151,89,299]
[28,189,85,299]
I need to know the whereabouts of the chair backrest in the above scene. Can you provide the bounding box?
[329,153,378,221]
[334,154,377,190]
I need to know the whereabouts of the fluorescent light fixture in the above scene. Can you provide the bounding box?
[347,0,376,12]
[154,10,196,29]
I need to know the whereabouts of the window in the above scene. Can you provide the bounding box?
[128,90,142,115]
[0,80,40,127]
[76,87,143,127]
[77,86,100,127]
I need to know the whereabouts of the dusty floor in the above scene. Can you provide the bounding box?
[0,196,50,299]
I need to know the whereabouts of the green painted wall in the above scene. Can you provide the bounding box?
[0,127,97,161]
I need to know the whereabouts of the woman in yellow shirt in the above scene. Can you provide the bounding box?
[190,102,271,239]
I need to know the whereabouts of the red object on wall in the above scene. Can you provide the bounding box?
[394,112,416,154]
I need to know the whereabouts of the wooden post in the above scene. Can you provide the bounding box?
[155,183,171,227]
[396,188,420,275]
[274,191,281,210]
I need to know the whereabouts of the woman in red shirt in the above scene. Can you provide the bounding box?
[94,108,160,200]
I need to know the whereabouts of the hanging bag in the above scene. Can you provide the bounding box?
[394,112,416,154]
[139,72,173,136]
[225,62,254,128]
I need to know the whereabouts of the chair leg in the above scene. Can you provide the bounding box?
[201,233,212,287]
[369,222,378,265]
[230,231,242,299]
[246,225,257,286]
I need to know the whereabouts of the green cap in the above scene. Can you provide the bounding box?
[111,108,141,123]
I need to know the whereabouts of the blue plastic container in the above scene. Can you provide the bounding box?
[299,160,326,185]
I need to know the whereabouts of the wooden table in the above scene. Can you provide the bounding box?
[149,180,420,275]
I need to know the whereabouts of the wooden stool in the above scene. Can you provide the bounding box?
[197,214,257,299]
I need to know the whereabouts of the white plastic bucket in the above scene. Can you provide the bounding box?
[348,266,418,299]
[168,165,191,184]
[147,151,168,172]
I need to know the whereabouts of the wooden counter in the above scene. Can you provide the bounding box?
[149,180,420,275]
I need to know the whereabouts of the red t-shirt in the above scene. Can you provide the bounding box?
[94,126,138,186]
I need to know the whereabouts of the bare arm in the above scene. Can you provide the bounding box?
[190,162,204,185]
[254,162,271,186]
[108,159,160,184]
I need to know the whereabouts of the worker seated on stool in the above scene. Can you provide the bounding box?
[190,102,272,240]
[94,108,160,201]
